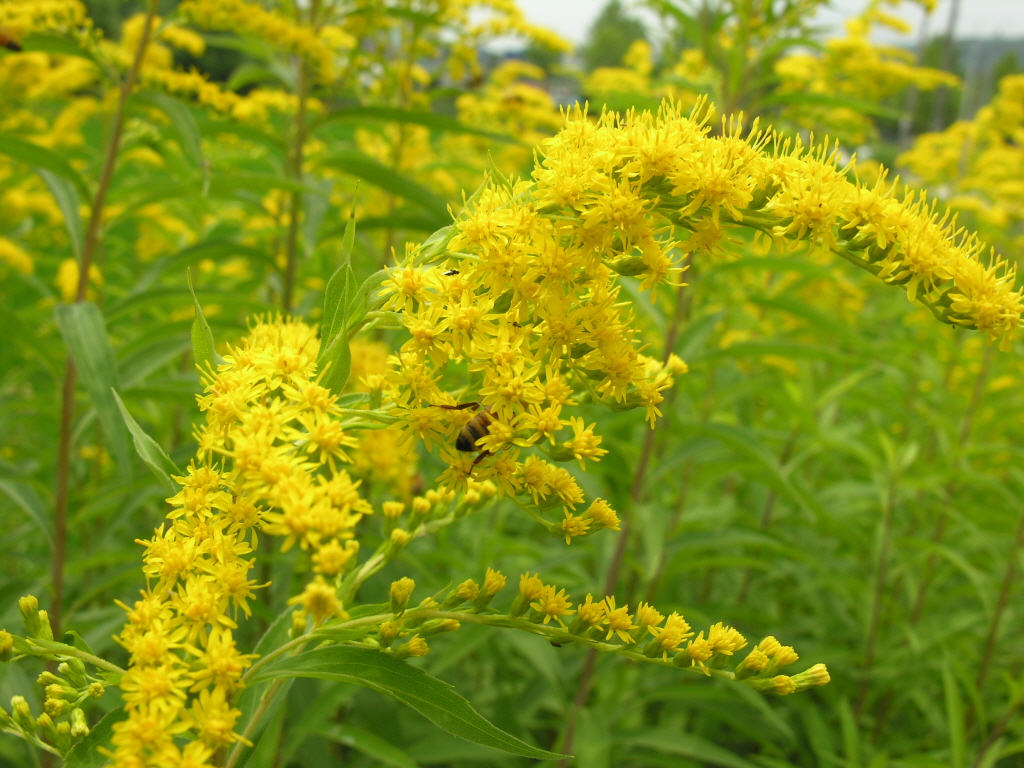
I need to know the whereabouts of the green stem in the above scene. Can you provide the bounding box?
[26,639,126,676]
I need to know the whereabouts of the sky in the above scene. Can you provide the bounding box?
[514,0,1024,46]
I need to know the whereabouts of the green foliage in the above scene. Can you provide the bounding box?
[580,0,648,72]
[1,1,1022,767]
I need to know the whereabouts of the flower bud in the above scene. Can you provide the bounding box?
[390,577,416,615]
[418,619,460,637]
[509,572,545,618]
[36,611,53,641]
[12,696,35,735]
[46,683,77,702]
[0,630,13,662]
[408,496,431,528]
[734,647,769,680]
[384,528,412,559]
[382,501,404,533]
[60,659,88,688]
[0,706,12,729]
[70,707,89,739]
[392,635,429,659]
[88,681,105,699]
[36,712,58,744]
[55,720,72,752]
[473,568,506,611]
[791,663,831,692]
[37,671,63,688]
[44,698,67,717]
[444,579,479,608]
[770,675,796,695]
[289,610,308,639]
[18,597,40,637]
[378,620,401,648]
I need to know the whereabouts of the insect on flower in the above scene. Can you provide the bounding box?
[0,29,22,52]
[443,269,459,276]
[433,402,494,466]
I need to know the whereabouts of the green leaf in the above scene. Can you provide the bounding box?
[348,269,390,327]
[318,205,359,395]
[307,724,420,768]
[249,646,565,760]
[0,480,53,549]
[63,707,126,768]
[134,91,205,168]
[21,32,98,62]
[38,168,84,261]
[320,209,358,353]
[63,630,96,656]
[187,269,225,378]
[944,661,966,768]
[319,329,352,396]
[113,390,180,494]
[315,105,516,144]
[315,151,448,222]
[625,730,760,768]
[233,608,296,768]
[0,134,91,199]
[55,301,132,479]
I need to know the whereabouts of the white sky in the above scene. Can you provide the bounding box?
[515,0,1024,45]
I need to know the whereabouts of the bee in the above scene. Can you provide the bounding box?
[0,29,22,52]
[443,269,459,276]
[432,402,493,466]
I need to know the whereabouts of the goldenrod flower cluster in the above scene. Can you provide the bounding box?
[775,0,957,142]
[900,74,1024,248]
[0,0,90,40]
[110,318,370,766]
[507,573,829,692]
[179,0,353,85]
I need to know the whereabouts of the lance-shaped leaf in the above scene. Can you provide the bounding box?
[0,134,91,199]
[318,204,358,395]
[55,301,132,480]
[113,390,180,493]
[133,91,205,168]
[38,169,84,261]
[187,269,224,379]
[248,646,566,761]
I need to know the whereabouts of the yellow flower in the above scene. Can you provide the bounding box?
[602,597,636,643]
[530,585,575,627]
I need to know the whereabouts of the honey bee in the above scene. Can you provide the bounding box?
[0,29,22,52]
[433,402,493,466]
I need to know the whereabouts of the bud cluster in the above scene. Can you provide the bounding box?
[0,596,103,757]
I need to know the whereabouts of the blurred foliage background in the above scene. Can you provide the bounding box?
[2,0,1024,766]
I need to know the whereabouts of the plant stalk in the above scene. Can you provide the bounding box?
[50,0,159,639]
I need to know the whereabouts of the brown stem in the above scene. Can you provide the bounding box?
[976,506,1024,689]
[970,701,1020,768]
[281,62,309,314]
[856,481,896,717]
[50,0,159,640]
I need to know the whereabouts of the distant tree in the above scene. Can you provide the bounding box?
[580,0,647,72]
[523,41,564,74]
[912,36,963,133]
[991,50,1021,87]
